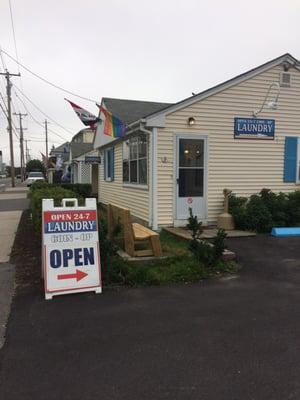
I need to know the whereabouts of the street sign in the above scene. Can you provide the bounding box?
[42,197,102,300]
[84,156,101,164]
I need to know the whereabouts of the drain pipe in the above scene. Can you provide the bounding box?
[139,124,158,230]
[151,127,158,231]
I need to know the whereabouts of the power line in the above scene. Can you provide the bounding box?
[12,88,68,141]
[0,48,97,103]
[0,91,19,139]
[13,84,74,135]
[8,0,20,75]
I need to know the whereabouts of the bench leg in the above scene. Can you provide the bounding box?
[150,235,162,257]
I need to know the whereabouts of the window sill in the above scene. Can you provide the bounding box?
[123,183,149,191]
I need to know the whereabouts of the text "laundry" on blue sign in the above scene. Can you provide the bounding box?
[234,118,275,139]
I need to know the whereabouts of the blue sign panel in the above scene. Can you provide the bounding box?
[234,118,275,139]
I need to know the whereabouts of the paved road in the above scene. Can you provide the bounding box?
[0,235,300,400]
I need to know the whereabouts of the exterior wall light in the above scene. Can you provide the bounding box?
[253,83,280,118]
[187,117,195,125]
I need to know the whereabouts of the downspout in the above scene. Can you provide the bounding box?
[139,124,157,230]
[151,127,158,230]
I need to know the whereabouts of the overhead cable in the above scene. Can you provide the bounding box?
[1,48,98,103]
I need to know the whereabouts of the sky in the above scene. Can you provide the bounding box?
[0,0,299,166]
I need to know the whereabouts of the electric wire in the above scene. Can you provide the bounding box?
[13,85,74,135]
[13,89,68,141]
[0,91,19,139]
[0,48,97,103]
[8,0,20,75]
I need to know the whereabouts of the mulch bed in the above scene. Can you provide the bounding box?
[10,210,42,290]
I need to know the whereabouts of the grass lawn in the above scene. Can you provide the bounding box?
[102,228,239,287]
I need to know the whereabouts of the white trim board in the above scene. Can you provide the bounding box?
[146,54,299,128]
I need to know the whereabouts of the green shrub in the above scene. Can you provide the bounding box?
[286,190,300,226]
[189,239,215,267]
[30,186,76,234]
[260,189,288,227]
[29,180,50,192]
[228,188,300,232]
[187,207,203,240]
[30,182,92,199]
[59,183,92,198]
[246,194,273,233]
[228,193,248,229]
[213,228,227,260]
[98,217,117,266]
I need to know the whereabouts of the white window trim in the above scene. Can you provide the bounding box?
[123,183,148,190]
[122,134,148,185]
[104,147,113,182]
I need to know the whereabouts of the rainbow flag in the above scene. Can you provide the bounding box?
[99,105,126,138]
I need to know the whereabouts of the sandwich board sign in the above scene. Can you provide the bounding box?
[42,197,102,300]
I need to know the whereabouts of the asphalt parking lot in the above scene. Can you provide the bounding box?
[0,235,300,400]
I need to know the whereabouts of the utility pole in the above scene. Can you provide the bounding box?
[25,140,30,163]
[44,119,48,158]
[0,70,20,187]
[14,112,27,181]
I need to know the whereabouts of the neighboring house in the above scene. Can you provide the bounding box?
[49,141,70,166]
[94,53,300,229]
[48,142,70,183]
[69,128,99,192]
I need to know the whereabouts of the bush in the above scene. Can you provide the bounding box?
[98,216,118,283]
[189,240,215,267]
[286,191,300,226]
[228,193,248,229]
[187,207,203,240]
[213,228,227,260]
[29,180,50,193]
[30,186,76,234]
[59,183,92,198]
[228,189,300,233]
[30,182,93,199]
[246,194,273,233]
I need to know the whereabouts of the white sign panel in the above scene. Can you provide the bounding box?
[42,198,102,300]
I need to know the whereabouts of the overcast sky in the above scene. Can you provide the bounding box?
[0,0,299,166]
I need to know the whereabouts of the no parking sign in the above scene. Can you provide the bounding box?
[42,198,102,300]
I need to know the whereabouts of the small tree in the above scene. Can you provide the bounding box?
[186,207,203,240]
[26,159,46,175]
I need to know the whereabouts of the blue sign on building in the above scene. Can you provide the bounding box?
[234,118,275,139]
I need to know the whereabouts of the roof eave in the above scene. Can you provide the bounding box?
[144,53,300,127]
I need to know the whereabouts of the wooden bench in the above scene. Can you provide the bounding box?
[107,203,162,257]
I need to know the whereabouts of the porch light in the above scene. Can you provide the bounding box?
[187,117,195,125]
[253,83,280,118]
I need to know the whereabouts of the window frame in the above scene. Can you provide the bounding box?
[104,147,114,182]
[122,134,148,187]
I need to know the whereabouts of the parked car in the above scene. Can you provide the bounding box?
[25,171,45,187]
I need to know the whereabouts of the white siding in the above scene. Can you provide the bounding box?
[157,65,300,226]
[98,139,151,223]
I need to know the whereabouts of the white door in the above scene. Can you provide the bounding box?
[176,136,207,221]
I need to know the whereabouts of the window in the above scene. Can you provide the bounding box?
[104,148,114,181]
[123,134,147,185]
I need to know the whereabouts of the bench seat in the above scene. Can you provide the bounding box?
[107,204,162,257]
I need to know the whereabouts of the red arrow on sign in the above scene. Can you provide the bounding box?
[57,269,88,282]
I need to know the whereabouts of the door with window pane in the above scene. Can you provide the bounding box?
[176,137,206,221]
